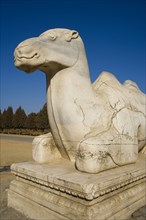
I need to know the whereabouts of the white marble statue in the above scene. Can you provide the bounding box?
[14,28,146,173]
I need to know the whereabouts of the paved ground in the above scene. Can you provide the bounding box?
[128,206,146,220]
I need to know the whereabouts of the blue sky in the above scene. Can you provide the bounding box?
[1,0,145,114]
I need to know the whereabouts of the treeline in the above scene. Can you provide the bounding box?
[0,103,50,136]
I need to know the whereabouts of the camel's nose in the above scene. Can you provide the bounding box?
[14,37,38,59]
[16,38,36,49]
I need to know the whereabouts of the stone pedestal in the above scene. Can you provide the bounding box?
[8,155,146,220]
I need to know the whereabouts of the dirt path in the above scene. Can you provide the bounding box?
[0,134,34,143]
[0,138,34,219]
[0,139,33,167]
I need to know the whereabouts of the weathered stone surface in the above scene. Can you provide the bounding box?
[8,154,146,219]
[14,28,146,174]
[11,27,146,219]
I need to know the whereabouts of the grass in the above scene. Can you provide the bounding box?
[0,128,50,136]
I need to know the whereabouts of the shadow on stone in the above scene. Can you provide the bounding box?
[0,166,11,172]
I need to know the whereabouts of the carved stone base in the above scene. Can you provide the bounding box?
[8,155,146,220]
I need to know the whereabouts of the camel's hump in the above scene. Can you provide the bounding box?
[92,72,146,107]
[92,71,121,91]
[123,80,141,92]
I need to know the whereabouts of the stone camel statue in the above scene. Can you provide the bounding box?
[14,28,146,173]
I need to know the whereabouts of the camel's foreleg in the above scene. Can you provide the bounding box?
[75,134,138,174]
[32,133,61,163]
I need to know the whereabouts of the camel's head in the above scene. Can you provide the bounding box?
[14,28,81,73]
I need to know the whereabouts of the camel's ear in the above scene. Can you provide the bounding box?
[65,30,79,42]
[71,30,79,39]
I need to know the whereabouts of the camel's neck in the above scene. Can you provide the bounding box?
[44,45,92,93]
[42,47,98,161]
[71,45,90,79]
[40,63,68,92]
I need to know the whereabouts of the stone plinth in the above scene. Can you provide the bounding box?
[8,154,146,220]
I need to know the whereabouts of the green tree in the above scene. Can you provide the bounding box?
[12,106,27,128]
[25,112,37,129]
[36,103,49,130]
[4,106,14,129]
[1,109,7,129]
[0,109,2,129]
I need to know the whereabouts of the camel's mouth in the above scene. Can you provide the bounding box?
[14,58,39,73]
[14,52,40,62]
[14,51,41,73]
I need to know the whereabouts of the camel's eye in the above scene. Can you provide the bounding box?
[39,32,57,41]
[48,33,57,41]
